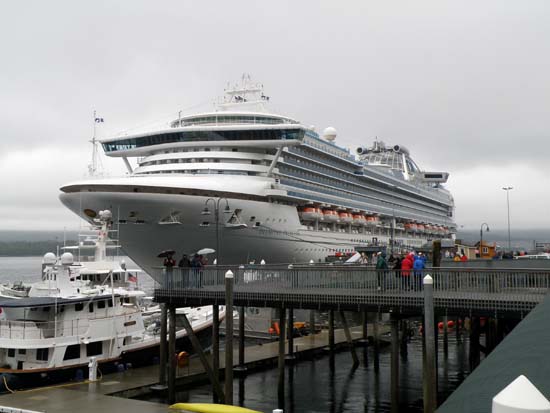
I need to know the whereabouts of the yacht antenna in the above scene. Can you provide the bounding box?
[89,110,105,177]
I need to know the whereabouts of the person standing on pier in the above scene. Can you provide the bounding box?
[376,251,389,290]
[401,252,414,290]
[413,253,425,290]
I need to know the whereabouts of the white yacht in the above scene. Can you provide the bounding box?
[0,212,220,390]
[59,75,456,278]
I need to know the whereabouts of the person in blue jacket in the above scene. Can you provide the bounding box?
[413,253,426,290]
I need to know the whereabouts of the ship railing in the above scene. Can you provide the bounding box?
[0,319,90,340]
[152,266,550,312]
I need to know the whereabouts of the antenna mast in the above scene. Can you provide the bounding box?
[89,110,104,177]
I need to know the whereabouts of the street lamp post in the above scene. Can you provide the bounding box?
[480,222,490,259]
[502,187,513,252]
[202,198,231,265]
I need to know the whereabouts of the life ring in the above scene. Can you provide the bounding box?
[177,351,189,368]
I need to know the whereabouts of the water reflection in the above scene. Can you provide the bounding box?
[141,332,470,412]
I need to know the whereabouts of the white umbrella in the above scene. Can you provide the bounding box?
[197,248,216,255]
[345,252,361,264]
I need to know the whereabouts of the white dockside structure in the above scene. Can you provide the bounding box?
[60,75,456,276]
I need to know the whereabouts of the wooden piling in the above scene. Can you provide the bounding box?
[225,270,234,405]
[179,311,225,402]
[390,314,400,413]
[236,306,246,373]
[287,307,295,361]
[423,275,437,413]
[443,315,449,355]
[212,304,220,402]
[168,306,176,404]
[373,311,380,373]
[159,303,167,387]
[277,306,286,409]
[339,311,359,366]
[328,309,335,353]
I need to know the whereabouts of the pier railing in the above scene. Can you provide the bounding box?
[153,265,550,314]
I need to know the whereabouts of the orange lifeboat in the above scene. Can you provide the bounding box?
[352,214,367,226]
[417,224,425,233]
[322,209,339,222]
[338,212,353,224]
[404,223,413,231]
[299,206,322,221]
[365,216,379,226]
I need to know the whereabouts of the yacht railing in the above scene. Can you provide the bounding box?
[0,310,141,341]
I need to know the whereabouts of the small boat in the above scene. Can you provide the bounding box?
[352,214,367,226]
[0,211,222,391]
[298,206,322,221]
[365,216,379,226]
[338,212,353,224]
[170,403,262,413]
[322,209,339,222]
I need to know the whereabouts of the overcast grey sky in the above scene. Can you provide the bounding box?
[1,1,549,231]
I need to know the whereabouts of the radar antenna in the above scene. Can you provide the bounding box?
[88,110,104,177]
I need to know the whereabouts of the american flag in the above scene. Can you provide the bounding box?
[128,274,137,283]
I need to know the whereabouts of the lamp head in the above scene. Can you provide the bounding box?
[223,204,232,214]
[201,207,211,216]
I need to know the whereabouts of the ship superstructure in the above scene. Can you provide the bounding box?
[60,75,455,277]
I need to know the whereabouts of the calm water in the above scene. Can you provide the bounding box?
[140,331,470,412]
[1,257,470,412]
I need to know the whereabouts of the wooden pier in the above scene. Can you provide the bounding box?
[0,325,382,412]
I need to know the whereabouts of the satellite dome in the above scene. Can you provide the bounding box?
[60,252,74,266]
[323,127,337,142]
[99,210,112,220]
[43,252,57,265]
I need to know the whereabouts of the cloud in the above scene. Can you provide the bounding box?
[1,0,549,229]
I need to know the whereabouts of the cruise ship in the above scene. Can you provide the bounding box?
[60,75,455,276]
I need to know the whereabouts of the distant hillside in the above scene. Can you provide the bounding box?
[0,230,80,242]
[0,240,78,257]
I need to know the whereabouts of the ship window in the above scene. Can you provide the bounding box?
[98,300,106,309]
[18,349,26,355]
[64,344,81,360]
[86,341,103,357]
[7,349,15,358]
[36,348,49,361]
[75,303,84,312]
[43,307,50,312]
[108,299,113,307]
[89,303,94,313]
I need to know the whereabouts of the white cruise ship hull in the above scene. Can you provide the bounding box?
[60,187,428,279]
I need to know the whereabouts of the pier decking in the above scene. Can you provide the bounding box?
[153,266,550,316]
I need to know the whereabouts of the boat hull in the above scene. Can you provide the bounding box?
[0,323,213,392]
[59,191,434,277]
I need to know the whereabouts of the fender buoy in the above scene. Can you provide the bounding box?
[438,321,444,330]
[447,320,455,329]
[177,351,189,368]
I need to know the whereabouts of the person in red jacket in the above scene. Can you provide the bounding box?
[401,252,414,289]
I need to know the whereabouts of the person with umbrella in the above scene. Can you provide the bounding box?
[158,250,176,288]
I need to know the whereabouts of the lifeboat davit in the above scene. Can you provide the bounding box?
[322,209,339,222]
[352,214,367,226]
[299,207,322,221]
[338,212,353,224]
